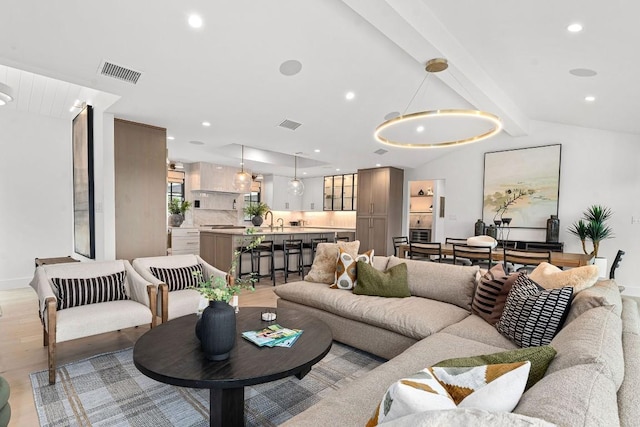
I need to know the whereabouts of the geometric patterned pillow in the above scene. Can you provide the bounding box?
[150,264,203,292]
[50,271,128,310]
[472,264,520,325]
[496,274,573,348]
[334,248,374,290]
[367,361,531,426]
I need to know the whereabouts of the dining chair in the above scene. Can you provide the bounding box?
[392,236,409,257]
[453,244,493,269]
[442,238,472,265]
[609,250,625,279]
[503,249,551,274]
[409,242,442,262]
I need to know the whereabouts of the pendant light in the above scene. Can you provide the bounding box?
[233,145,253,192]
[287,155,305,196]
[374,58,502,148]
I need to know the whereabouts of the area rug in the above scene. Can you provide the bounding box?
[30,342,384,426]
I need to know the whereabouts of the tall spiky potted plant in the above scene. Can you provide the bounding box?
[568,205,614,277]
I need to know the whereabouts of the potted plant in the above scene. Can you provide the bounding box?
[243,201,270,226]
[568,205,614,277]
[191,232,264,361]
[168,199,192,227]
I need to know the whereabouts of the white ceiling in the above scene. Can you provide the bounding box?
[1,1,637,177]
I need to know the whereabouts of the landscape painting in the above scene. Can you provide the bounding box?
[72,105,95,258]
[482,144,561,228]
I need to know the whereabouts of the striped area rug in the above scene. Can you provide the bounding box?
[30,342,384,426]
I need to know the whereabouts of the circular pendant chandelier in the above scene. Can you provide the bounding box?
[374,58,502,148]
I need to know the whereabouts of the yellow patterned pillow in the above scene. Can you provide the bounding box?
[367,362,530,426]
[334,248,374,290]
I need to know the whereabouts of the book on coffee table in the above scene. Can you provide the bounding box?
[242,324,303,348]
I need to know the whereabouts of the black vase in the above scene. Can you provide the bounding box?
[474,219,485,236]
[195,300,236,361]
[251,216,264,226]
[546,215,560,243]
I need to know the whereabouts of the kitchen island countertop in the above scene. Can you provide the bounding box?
[198,227,354,236]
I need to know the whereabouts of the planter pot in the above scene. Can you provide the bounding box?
[169,214,184,227]
[251,215,264,226]
[593,257,608,279]
[195,300,236,361]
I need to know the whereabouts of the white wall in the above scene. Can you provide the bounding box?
[407,119,640,294]
[0,108,72,289]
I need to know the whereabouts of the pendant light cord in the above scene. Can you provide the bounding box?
[402,73,431,116]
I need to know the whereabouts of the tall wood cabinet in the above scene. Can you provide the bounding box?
[355,167,404,256]
[114,119,167,260]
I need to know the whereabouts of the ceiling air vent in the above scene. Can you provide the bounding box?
[278,119,302,131]
[98,60,142,84]
[374,148,388,155]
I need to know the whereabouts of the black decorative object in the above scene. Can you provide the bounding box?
[251,216,264,226]
[546,215,560,243]
[195,301,236,361]
[418,189,425,196]
[474,219,485,236]
[486,224,497,239]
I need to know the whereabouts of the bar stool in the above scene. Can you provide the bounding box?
[335,236,350,242]
[282,239,304,283]
[250,240,275,286]
[235,244,253,279]
[303,237,328,270]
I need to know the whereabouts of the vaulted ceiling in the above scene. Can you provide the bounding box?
[1,1,636,176]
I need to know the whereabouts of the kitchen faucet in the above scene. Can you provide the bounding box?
[277,217,284,231]
[264,211,274,231]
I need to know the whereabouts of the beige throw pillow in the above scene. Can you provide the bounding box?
[529,262,599,293]
[304,240,360,284]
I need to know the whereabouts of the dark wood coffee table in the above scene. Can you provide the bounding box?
[133,306,332,427]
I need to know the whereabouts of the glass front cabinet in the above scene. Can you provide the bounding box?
[323,173,357,211]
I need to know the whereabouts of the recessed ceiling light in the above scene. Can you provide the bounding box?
[188,14,203,28]
[375,163,381,167]
[336,168,341,171]
[302,172,308,175]
[384,111,400,121]
[202,121,211,127]
[569,68,597,77]
[279,60,302,76]
[189,140,205,145]
[314,149,320,153]
[567,23,583,33]
[416,126,425,133]
[585,95,596,102]
[167,136,175,140]
[345,92,355,100]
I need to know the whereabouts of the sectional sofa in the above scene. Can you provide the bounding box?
[274,254,639,426]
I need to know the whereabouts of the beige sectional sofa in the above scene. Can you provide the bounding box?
[274,255,639,426]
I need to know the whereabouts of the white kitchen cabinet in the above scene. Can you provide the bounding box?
[169,227,200,255]
[301,176,324,211]
[189,162,243,193]
[263,175,303,211]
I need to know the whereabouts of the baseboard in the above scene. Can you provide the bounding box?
[0,277,31,291]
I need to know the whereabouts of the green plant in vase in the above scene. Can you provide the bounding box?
[168,199,192,227]
[568,205,614,258]
[243,201,270,226]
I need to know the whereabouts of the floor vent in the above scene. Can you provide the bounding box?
[374,148,388,155]
[278,119,302,131]
[98,60,142,84]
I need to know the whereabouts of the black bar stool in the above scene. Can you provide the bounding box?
[303,237,328,270]
[282,239,304,283]
[250,240,275,286]
[335,236,350,242]
[235,244,253,279]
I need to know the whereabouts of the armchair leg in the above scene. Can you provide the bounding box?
[45,297,57,384]
[147,285,158,328]
[159,283,169,324]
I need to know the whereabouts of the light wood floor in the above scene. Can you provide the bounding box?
[0,279,280,427]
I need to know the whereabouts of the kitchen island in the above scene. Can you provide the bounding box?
[199,227,355,274]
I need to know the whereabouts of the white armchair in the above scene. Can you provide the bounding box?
[29,260,156,384]
[132,254,228,323]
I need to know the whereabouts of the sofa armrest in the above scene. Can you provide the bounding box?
[197,255,228,282]
[124,261,153,307]
[32,267,57,323]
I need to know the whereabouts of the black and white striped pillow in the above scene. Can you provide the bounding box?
[51,271,129,310]
[149,264,203,292]
[496,274,573,348]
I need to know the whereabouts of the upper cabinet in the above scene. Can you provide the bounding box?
[323,173,357,211]
[262,174,303,211]
[301,176,324,211]
[188,162,243,193]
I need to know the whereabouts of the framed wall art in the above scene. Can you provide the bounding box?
[482,144,561,228]
[72,105,95,258]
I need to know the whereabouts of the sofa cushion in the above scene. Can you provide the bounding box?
[441,315,518,350]
[368,361,530,425]
[275,281,469,340]
[386,256,479,310]
[529,262,599,293]
[335,248,373,290]
[433,345,556,391]
[514,364,620,426]
[149,264,203,292]
[51,271,129,310]
[377,408,556,426]
[305,241,360,284]
[496,274,573,348]
[472,264,519,325]
[565,278,622,324]
[353,261,410,298]
[547,305,624,388]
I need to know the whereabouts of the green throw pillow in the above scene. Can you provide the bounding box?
[433,345,556,391]
[353,261,410,298]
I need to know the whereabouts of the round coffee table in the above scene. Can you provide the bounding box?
[133,306,332,427]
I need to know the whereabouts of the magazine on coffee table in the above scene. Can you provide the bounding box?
[242,324,303,348]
